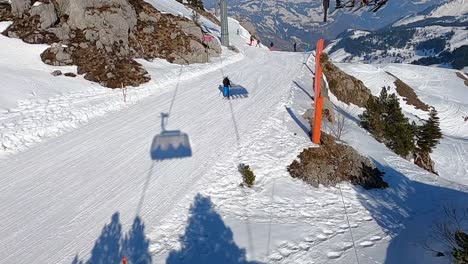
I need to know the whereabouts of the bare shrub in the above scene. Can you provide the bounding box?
[419,206,468,261]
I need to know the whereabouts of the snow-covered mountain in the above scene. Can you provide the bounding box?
[327,0,468,69]
[205,0,448,50]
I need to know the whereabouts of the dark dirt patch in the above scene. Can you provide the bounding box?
[288,132,388,189]
[386,71,430,111]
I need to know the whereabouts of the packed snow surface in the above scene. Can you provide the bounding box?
[1,3,467,264]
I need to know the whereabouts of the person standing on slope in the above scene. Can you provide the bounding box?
[250,36,254,46]
[269,42,274,51]
[223,77,231,98]
[293,42,297,52]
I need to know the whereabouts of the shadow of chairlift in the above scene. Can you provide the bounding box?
[150,113,192,161]
[218,85,249,99]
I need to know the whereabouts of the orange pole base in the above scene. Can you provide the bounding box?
[313,97,324,144]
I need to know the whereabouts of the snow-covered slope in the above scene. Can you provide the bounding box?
[1,1,467,264]
[336,63,468,185]
[327,0,468,69]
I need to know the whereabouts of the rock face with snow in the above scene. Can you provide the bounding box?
[288,132,388,189]
[320,53,372,108]
[1,0,221,88]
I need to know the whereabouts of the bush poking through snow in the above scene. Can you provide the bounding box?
[238,163,256,188]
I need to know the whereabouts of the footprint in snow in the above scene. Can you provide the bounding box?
[304,236,314,242]
[370,236,382,241]
[339,242,354,250]
[278,248,292,257]
[316,234,328,241]
[363,216,373,221]
[269,252,283,261]
[360,241,374,247]
[336,229,346,234]
[322,229,334,235]
[327,251,343,259]
[299,242,310,251]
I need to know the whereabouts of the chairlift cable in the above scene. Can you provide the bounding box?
[338,183,361,264]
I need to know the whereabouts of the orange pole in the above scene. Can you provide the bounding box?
[313,97,324,144]
[312,38,325,144]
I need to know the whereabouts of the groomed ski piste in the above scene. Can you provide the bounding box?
[0,1,467,264]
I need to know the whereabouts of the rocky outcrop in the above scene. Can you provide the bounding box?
[0,2,14,21]
[2,0,222,88]
[41,43,73,66]
[11,0,30,18]
[414,150,438,175]
[288,132,388,189]
[321,53,372,108]
[30,1,58,29]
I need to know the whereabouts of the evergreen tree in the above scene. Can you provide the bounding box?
[360,91,385,140]
[187,0,204,10]
[417,108,443,153]
[360,87,416,157]
[383,93,416,157]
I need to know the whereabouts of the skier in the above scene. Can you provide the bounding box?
[256,38,261,47]
[249,36,254,46]
[293,42,297,52]
[223,76,231,98]
[237,28,240,35]
[269,42,274,51]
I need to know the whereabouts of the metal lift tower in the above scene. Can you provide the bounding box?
[220,0,229,46]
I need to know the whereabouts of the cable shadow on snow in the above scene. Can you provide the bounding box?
[292,81,314,101]
[166,194,262,264]
[285,106,310,137]
[218,85,249,99]
[72,212,152,264]
[353,159,468,263]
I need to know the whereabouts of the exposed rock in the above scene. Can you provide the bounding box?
[414,150,438,175]
[47,24,71,40]
[288,132,388,189]
[64,72,76,77]
[30,2,57,29]
[0,2,14,21]
[72,46,150,88]
[11,0,30,18]
[3,15,59,44]
[4,0,220,88]
[41,43,73,66]
[321,53,372,108]
[51,70,62,76]
[177,20,203,39]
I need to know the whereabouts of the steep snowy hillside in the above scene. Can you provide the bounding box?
[205,0,445,50]
[327,0,468,69]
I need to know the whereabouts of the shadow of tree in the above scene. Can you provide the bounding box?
[73,213,152,264]
[166,194,262,264]
[355,159,468,263]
